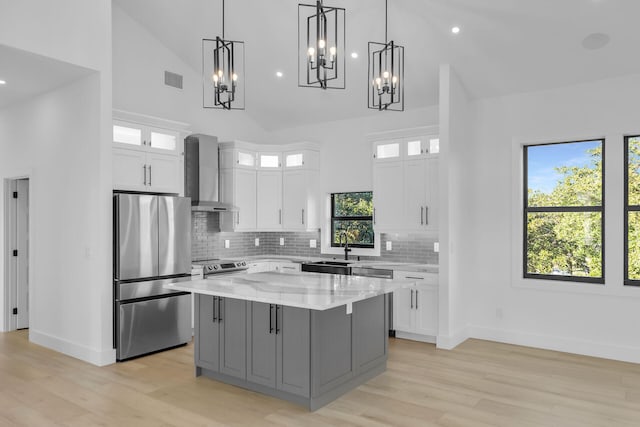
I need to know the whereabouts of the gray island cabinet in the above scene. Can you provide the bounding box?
[167,271,412,410]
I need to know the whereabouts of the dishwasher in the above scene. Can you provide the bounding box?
[351,267,396,337]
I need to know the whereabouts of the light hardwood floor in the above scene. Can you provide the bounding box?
[1,330,640,426]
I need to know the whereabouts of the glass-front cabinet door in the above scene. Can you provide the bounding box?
[373,140,401,162]
[112,120,179,154]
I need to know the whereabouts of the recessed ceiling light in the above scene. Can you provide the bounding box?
[582,33,610,50]
[451,26,461,34]
[351,52,358,59]
[0,80,6,85]
[276,71,283,78]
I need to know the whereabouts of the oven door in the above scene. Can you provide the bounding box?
[116,293,191,361]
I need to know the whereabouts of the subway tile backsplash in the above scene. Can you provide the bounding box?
[191,212,439,264]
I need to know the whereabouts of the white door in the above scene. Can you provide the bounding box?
[8,179,30,330]
[282,170,306,230]
[372,161,403,231]
[403,159,427,230]
[413,286,438,337]
[147,152,180,194]
[425,157,439,231]
[392,287,413,333]
[234,168,257,230]
[256,170,283,230]
[113,148,147,191]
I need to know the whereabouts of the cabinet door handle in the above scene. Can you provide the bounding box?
[212,297,217,322]
[269,304,274,334]
[148,165,152,186]
[405,276,425,280]
[410,289,414,309]
[218,297,223,322]
[143,165,147,186]
[416,290,419,309]
[302,208,305,225]
[237,211,240,225]
[421,206,424,225]
[425,206,428,225]
[279,209,282,225]
[275,305,281,334]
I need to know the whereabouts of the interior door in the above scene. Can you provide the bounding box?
[116,194,158,280]
[158,196,191,276]
[16,179,29,329]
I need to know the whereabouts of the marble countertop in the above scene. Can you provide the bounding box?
[234,255,439,274]
[165,271,415,311]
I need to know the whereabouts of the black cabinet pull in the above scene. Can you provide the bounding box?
[212,297,217,322]
[416,290,419,309]
[218,297,223,322]
[275,305,281,334]
[410,289,414,309]
[269,304,274,334]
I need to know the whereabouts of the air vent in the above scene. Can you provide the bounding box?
[164,71,183,89]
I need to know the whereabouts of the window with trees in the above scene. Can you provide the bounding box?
[524,139,604,283]
[331,192,374,248]
[625,136,640,285]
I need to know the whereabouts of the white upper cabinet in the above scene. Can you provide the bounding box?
[112,114,186,194]
[371,132,439,234]
[219,141,320,232]
[112,120,180,155]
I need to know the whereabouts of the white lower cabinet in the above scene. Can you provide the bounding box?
[271,262,301,272]
[392,271,438,343]
[246,261,271,274]
[113,147,181,194]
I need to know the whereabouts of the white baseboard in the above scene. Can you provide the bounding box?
[436,326,470,350]
[395,331,437,344]
[30,329,116,366]
[469,325,640,364]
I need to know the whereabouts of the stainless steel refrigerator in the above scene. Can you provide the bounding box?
[113,193,192,361]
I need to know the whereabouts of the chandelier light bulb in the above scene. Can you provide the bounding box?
[232,73,238,81]
[212,74,219,83]
[392,76,398,84]
[318,39,326,49]
[308,47,315,56]
[382,71,390,79]
[329,46,336,56]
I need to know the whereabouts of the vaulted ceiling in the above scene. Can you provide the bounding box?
[113,0,640,131]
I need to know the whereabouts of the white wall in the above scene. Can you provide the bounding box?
[463,72,640,363]
[0,0,113,365]
[437,65,475,349]
[112,5,268,142]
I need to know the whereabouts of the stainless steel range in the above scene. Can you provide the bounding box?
[192,259,249,279]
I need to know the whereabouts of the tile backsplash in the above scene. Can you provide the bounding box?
[192,212,439,264]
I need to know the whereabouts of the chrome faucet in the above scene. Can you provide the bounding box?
[339,231,352,261]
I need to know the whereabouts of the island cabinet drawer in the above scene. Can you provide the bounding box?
[247,302,311,398]
[195,294,247,380]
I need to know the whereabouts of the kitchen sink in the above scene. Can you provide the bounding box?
[311,260,352,266]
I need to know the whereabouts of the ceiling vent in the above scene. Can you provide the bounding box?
[164,71,183,89]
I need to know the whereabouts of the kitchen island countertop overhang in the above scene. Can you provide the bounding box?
[164,271,416,311]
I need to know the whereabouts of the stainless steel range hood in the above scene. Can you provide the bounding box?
[184,134,238,212]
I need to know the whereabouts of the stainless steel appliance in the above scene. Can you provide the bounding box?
[113,193,192,361]
[300,260,352,275]
[184,134,238,212]
[192,259,249,277]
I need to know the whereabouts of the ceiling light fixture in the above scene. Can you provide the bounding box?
[276,71,284,78]
[451,26,460,34]
[0,80,6,85]
[368,0,404,111]
[351,52,359,59]
[203,0,245,110]
[298,0,346,90]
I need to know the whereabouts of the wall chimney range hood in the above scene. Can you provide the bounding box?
[184,134,238,212]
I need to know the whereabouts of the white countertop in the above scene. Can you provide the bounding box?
[165,271,415,311]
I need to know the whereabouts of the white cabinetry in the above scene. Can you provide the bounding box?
[256,170,283,230]
[392,270,438,343]
[220,145,257,231]
[220,141,319,232]
[372,134,439,233]
[112,116,185,194]
[271,262,301,272]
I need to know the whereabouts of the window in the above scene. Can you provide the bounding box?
[331,192,374,248]
[524,139,604,283]
[625,136,640,285]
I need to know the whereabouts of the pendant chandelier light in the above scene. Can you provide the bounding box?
[298,0,346,89]
[203,0,245,110]
[368,0,404,111]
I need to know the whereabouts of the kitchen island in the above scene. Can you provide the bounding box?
[165,271,414,410]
